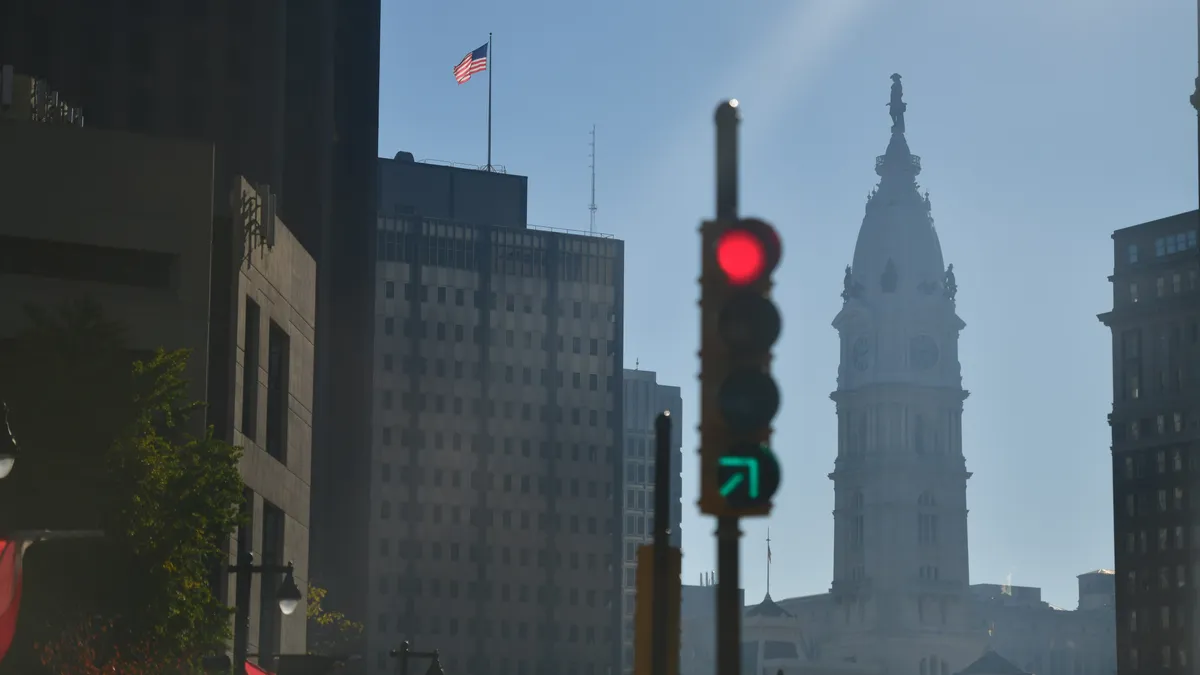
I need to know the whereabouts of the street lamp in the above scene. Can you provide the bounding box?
[389,642,445,675]
[0,403,20,480]
[228,550,304,674]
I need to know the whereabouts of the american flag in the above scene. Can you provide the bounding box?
[453,43,489,84]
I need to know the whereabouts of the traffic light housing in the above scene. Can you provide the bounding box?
[632,545,681,675]
[699,218,783,517]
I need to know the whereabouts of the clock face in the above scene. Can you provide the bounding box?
[910,335,940,370]
[852,336,871,371]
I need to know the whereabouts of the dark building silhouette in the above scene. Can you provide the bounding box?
[1099,210,1200,674]
[0,0,381,631]
[368,156,625,675]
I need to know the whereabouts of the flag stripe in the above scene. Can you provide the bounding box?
[453,43,489,85]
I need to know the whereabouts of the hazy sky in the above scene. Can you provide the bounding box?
[378,0,1197,609]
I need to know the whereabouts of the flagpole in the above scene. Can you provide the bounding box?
[486,32,493,171]
[766,529,771,597]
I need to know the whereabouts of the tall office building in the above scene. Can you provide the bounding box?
[0,87,316,667]
[618,368,683,672]
[0,0,383,622]
[1099,211,1200,674]
[368,154,626,675]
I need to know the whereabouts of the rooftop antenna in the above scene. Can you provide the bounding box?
[588,125,598,233]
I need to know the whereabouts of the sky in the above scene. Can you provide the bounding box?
[378,0,1199,610]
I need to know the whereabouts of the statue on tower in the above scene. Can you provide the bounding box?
[841,265,863,301]
[944,263,958,301]
[887,73,906,134]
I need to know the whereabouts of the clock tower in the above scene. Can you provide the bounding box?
[828,75,985,675]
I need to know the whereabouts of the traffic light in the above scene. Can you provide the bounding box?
[699,218,783,517]
[632,544,681,675]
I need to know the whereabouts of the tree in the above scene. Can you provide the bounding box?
[306,584,364,657]
[0,300,245,674]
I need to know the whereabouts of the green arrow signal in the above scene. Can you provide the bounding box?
[718,456,760,498]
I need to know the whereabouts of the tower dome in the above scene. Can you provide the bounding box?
[846,74,948,303]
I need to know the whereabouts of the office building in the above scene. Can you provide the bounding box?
[0,91,315,666]
[619,368,683,672]
[1098,210,1200,674]
[368,154,625,675]
[0,0,382,623]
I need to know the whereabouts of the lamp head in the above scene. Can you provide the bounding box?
[0,402,19,480]
[275,562,303,615]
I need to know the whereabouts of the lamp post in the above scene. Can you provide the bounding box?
[389,642,445,675]
[228,550,304,675]
[0,403,21,480]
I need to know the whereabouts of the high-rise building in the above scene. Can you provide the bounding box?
[618,368,683,672]
[1098,210,1200,675]
[0,0,383,623]
[0,105,316,665]
[368,155,626,675]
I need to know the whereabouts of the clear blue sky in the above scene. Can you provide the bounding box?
[379,0,1198,609]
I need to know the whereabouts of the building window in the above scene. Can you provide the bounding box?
[1128,244,1139,263]
[1130,282,1139,303]
[265,322,290,462]
[385,280,395,298]
[242,298,261,441]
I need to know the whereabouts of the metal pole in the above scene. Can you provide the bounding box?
[714,99,742,675]
[401,641,411,675]
[486,33,494,171]
[652,412,673,675]
[233,550,254,675]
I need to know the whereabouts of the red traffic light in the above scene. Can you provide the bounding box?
[715,220,780,286]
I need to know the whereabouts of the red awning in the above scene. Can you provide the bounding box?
[246,661,275,675]
[0,540,23,664]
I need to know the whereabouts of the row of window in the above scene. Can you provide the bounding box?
[372,648,608,675]
[382,281,614,322]
[1127,604,1189,633]
[377,613,607,645]
[381,505,609,537]
[1120,448,1193,481]
[379,438,609,465]
[378,464,610,495]
[1125,645,1188,671]
[1127,269,1200,304]
[1116,411,1193,442]
[376,539,612,572]
[1127,229,1199,264]
[380,356,619,394]
[1121,486,1200,517]
[375,573,609,606]
[381,317,616,356]
[1125,564,1200,595]
[842,514,941,548]
[376,229,616,285]
[378,391,614,428]
[1119,525,1199,555]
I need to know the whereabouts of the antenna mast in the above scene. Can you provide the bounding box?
[588,125,597,233]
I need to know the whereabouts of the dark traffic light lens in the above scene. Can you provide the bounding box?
[718,292,781,352]
[717,370,780,433]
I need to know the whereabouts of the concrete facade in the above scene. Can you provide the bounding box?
[620,368,684,671]
[368,156,626,675]
[224,179,318,662]
[0,1,383,625]
[1098,210,1200,675]
[0,109,315,668]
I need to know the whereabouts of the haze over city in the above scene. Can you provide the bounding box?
[380,0,1195,608]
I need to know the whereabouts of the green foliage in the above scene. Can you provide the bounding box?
[0,299,245,673]
[306,584,365,656]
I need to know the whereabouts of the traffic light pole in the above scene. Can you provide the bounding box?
[714,100,742,675]
[652,412,672,675]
